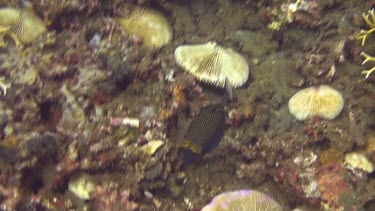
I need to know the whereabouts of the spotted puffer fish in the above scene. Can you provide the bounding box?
[181,103,226,165]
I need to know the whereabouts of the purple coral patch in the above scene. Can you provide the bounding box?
[201,189,282,211]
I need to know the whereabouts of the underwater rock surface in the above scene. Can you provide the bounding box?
[0,0,373,210]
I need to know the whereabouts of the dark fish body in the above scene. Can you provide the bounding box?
[181,103,226,165]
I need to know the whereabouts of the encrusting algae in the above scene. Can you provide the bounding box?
[0,6,47,46]
[181,103,226,165]
[174,42,249,88]
[288,85,344,121]
[116,7,172,49]
[319,148,344,165]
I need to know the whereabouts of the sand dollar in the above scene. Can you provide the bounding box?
[174,42,249,88]
[0,7,47,44]
[288,85,344,120]
[116,7,172,49]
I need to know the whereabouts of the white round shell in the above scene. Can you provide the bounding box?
[117,8,172,49]
[288,85,344,121]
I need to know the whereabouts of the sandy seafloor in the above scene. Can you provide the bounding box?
[0,0,374,210]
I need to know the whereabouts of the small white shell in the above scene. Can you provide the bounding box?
[122,117,140,128]
[140,140,164,156]
[174,42,249,88]
[345,152,374,173]
[68,173,96,200]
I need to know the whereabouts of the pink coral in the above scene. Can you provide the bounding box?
[93,184,139,211]
[317,163,350,211]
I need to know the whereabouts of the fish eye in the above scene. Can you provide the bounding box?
[210,107,219,113]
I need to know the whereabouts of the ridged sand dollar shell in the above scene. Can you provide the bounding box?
[0,7,47,44]
[0,7,21,25]
[288,85,344,121]
[116,7,172,49]
[201,189,282,211]
[174,42,249,88]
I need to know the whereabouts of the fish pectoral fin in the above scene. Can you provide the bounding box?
[224,77,233,101]
[181,140,202,154]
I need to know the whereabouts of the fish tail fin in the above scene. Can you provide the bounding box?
[182,148,199,166]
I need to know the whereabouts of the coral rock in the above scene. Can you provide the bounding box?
[317,163,355,211]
